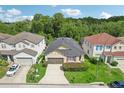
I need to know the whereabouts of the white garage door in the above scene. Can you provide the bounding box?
[15,58,33,65]
[116,59,124,66]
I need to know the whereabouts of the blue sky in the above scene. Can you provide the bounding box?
[0,5,124,22]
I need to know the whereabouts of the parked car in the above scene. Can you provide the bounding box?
[108,81,124,88]
[6,64,20,77]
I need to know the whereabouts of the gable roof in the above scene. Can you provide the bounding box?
[84,33,120,45]
[3,32,44,45]
[117,37,124,43]
[14,48,37,57]
[45,37,84,57]
[0,33,12,41]
[0,48,37,57]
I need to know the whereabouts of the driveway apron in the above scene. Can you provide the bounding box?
[39,64,69,84]
[0,66,30,84]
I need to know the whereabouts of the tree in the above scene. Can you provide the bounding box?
[52,13,64,37]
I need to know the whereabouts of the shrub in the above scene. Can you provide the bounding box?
[110,61,118,66]
[89,57,103,64]
[0,60,9,66]
[89,57,98,64]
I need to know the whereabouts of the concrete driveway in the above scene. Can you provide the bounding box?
[39,64,69,84]
[0,66,31,84]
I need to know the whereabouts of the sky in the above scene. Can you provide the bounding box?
[0,5,124,22]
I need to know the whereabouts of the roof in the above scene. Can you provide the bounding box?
[45,37,84,57]
[103,51,124,56]
[84,33,120,45]
[118,37,124,43]
[0,48,37,57]
[0,33,12,41]
[3,32,44,45]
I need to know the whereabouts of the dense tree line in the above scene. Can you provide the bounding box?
[0,13,124,44]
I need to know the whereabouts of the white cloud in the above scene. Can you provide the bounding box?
[61,8,81,16]
[0,7,33,22]
[100,11,112,19]
[6,8,22,17]
[0,16,33,22]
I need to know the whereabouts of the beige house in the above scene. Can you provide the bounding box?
[45,37,84,64]
[81,33,124,65]
[0,32,46,65]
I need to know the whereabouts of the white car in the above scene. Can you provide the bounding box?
[6,64,20,77]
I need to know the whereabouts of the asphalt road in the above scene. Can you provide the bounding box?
[0,84,108,88]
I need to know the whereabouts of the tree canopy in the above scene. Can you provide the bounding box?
[0,13,124,44]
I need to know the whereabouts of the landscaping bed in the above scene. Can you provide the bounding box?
[64,58,124,84]
[26,63,46,83]
[26,54,47,83]
[0,59,9,78]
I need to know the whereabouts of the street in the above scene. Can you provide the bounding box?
[0,84,108,88]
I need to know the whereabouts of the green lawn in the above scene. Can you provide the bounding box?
[26,63,46,83]
[64,59,124,84]
[0,66,8,78]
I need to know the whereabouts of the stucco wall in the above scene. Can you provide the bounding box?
[0,42,14,50]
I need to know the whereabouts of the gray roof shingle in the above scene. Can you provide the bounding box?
[0,33,12,41]
[3,32,44,45]
[0,48,37,57]
[45,37,84,57]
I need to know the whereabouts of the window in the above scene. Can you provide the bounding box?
[114,46,117,49]
[96,45,99,51]
[1,44,6,48]
[23,44,25,48]
[67,57,76,61]
[96,45,103,51]
[31,44,34,48]
[106,46,111,49]
[87,50,89,54]
[18,44,21,48]
[99,45,103,50]
[119,46,122,50]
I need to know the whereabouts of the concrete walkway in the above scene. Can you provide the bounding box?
[39,64,69,84]
[117,65,124,73]
[0,66,30,83]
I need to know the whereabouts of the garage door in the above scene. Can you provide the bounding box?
[47,58,63,64]
[116,59,124,66]
[15,58,33,65]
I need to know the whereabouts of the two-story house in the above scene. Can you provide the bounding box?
[81,33,124,65]
[0,32,46,65]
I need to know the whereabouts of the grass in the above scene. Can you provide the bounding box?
[64,58,124,84]
[0,66,8,78]
[26,63,46,83]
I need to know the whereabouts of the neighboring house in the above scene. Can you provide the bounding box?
[0,32,46,65]
[81,33,124,65]
[45,37,84,65]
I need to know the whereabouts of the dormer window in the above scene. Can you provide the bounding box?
[31,44,34,48]
[1,44,6,48]
[19,44,21,48]
[23,44,25,48]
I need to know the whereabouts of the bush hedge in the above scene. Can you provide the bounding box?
[110,61,118,66]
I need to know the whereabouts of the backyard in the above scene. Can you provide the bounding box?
[64,58,124,84]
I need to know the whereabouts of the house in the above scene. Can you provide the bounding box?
[81,33,124,65]
[0,32,46,65]
[45,37,84,66]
